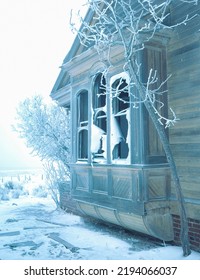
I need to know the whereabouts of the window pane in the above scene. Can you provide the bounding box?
[77,90,88,160]
[78,129,88,159]
[78,90,88,125]
[95,110,107,132]
[112,115,129,159]
[112,79,129,114]
[93,73,106,109]
[92,73,107,160]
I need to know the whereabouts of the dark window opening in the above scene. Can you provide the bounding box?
[93,73,106,109]
[77,90,88,160]
[78,90,88,126]
[112,115,129,159]
[78,129,88,159]
[112,79,129,114]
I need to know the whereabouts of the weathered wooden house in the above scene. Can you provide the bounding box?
[51,1,200,252]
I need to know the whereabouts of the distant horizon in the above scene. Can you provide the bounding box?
[0,165,43,171]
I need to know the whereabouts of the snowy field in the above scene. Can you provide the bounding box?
[0,170,200,261]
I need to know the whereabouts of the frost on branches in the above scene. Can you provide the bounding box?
[13,95,71,206]
[14,95,70,167]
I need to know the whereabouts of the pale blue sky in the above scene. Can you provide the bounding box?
[0,0,86,170]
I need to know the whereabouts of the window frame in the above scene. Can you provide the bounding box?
[75,44,168,166]
[110,72,131,164]
[91,73,107,161]
[77,90,89,161]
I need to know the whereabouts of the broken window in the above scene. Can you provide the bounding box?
[93,73,106,111]
[77,90,88,160]
[111,74,130,161]
[76,73,131,163]
[92,73,107,158]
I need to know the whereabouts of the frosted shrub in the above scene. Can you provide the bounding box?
[4,181,14,190]
[0,186,9,201]
[0,181,27,200]
[31,185,48,198]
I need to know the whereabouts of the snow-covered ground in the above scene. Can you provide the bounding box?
[0,171,200,260]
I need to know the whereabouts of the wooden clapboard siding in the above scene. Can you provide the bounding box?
[174,157,200,168]
[171,143,200,157]
[167,3,200,206]
[170,134,200,145]
[170,1,200,25]
[171,181,200,201]
[170,118,200,132]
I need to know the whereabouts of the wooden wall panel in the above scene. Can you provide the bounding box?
[167,4,200,205]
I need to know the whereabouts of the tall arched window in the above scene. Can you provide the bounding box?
[111,75,130,160]
[91,73,107,158]
[77,90,88,160]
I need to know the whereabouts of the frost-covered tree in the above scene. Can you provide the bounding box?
[43,160,70,207]
[14,95,71,206]
[70,0,199,256]
[14,95,70,167]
